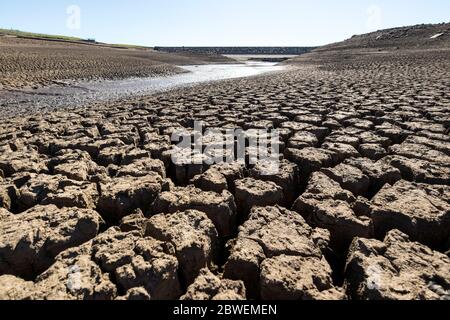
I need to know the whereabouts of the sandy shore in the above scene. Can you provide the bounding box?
[0,25,449,300]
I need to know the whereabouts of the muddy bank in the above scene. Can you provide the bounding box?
[0,36,236,90]
[0,61,285,117]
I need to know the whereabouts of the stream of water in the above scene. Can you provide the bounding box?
[0,61,285,115]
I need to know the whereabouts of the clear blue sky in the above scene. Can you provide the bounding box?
[1,0,449,46]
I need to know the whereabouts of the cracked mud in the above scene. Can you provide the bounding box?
[1,26,449,300]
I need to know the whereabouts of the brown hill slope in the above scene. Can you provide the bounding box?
[320,22,450,51]
[287,22,450,66]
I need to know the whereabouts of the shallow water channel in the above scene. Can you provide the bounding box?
[0,61,285,114]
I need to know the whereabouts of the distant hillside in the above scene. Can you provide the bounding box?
[286,22,450,66]
[0,28,84,41]
[317,22,450,52]
[0,28,151,50]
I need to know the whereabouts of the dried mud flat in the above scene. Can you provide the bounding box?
[0,36,234,90]
[0,44,450,300]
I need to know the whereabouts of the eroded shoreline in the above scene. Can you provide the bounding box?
[0,61,286,117]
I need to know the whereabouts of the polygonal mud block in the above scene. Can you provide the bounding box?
[345,230,450,300]
[147,210,218,286]
[151,186,237,238]
[249,159,300,204]
[234,178,285,217]
[370,180,450,248]
[292,172,373,251]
